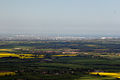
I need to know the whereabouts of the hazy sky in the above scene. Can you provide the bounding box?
[0,0,120,35]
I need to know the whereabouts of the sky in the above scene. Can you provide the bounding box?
[0,0,120,35]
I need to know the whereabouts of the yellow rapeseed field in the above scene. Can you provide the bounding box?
[38,55,45,58]
[0,49,12,51]
[0,53,19,58]
[52,54,77,57]
[86,44,97,47]
[0,53,44,59]
[0,72,16,76]
[90,72,120,78]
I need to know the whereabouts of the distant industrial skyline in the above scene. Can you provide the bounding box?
[0,0,120,35]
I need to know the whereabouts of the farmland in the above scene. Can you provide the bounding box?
[0,39,120,80]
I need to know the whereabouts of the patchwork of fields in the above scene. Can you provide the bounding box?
[0,40,120,80]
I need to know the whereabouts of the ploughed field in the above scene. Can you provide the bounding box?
[0,40,120,80]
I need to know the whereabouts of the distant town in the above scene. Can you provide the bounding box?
[0,34,119,41]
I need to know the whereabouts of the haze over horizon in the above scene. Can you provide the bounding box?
[0,0,120,35]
